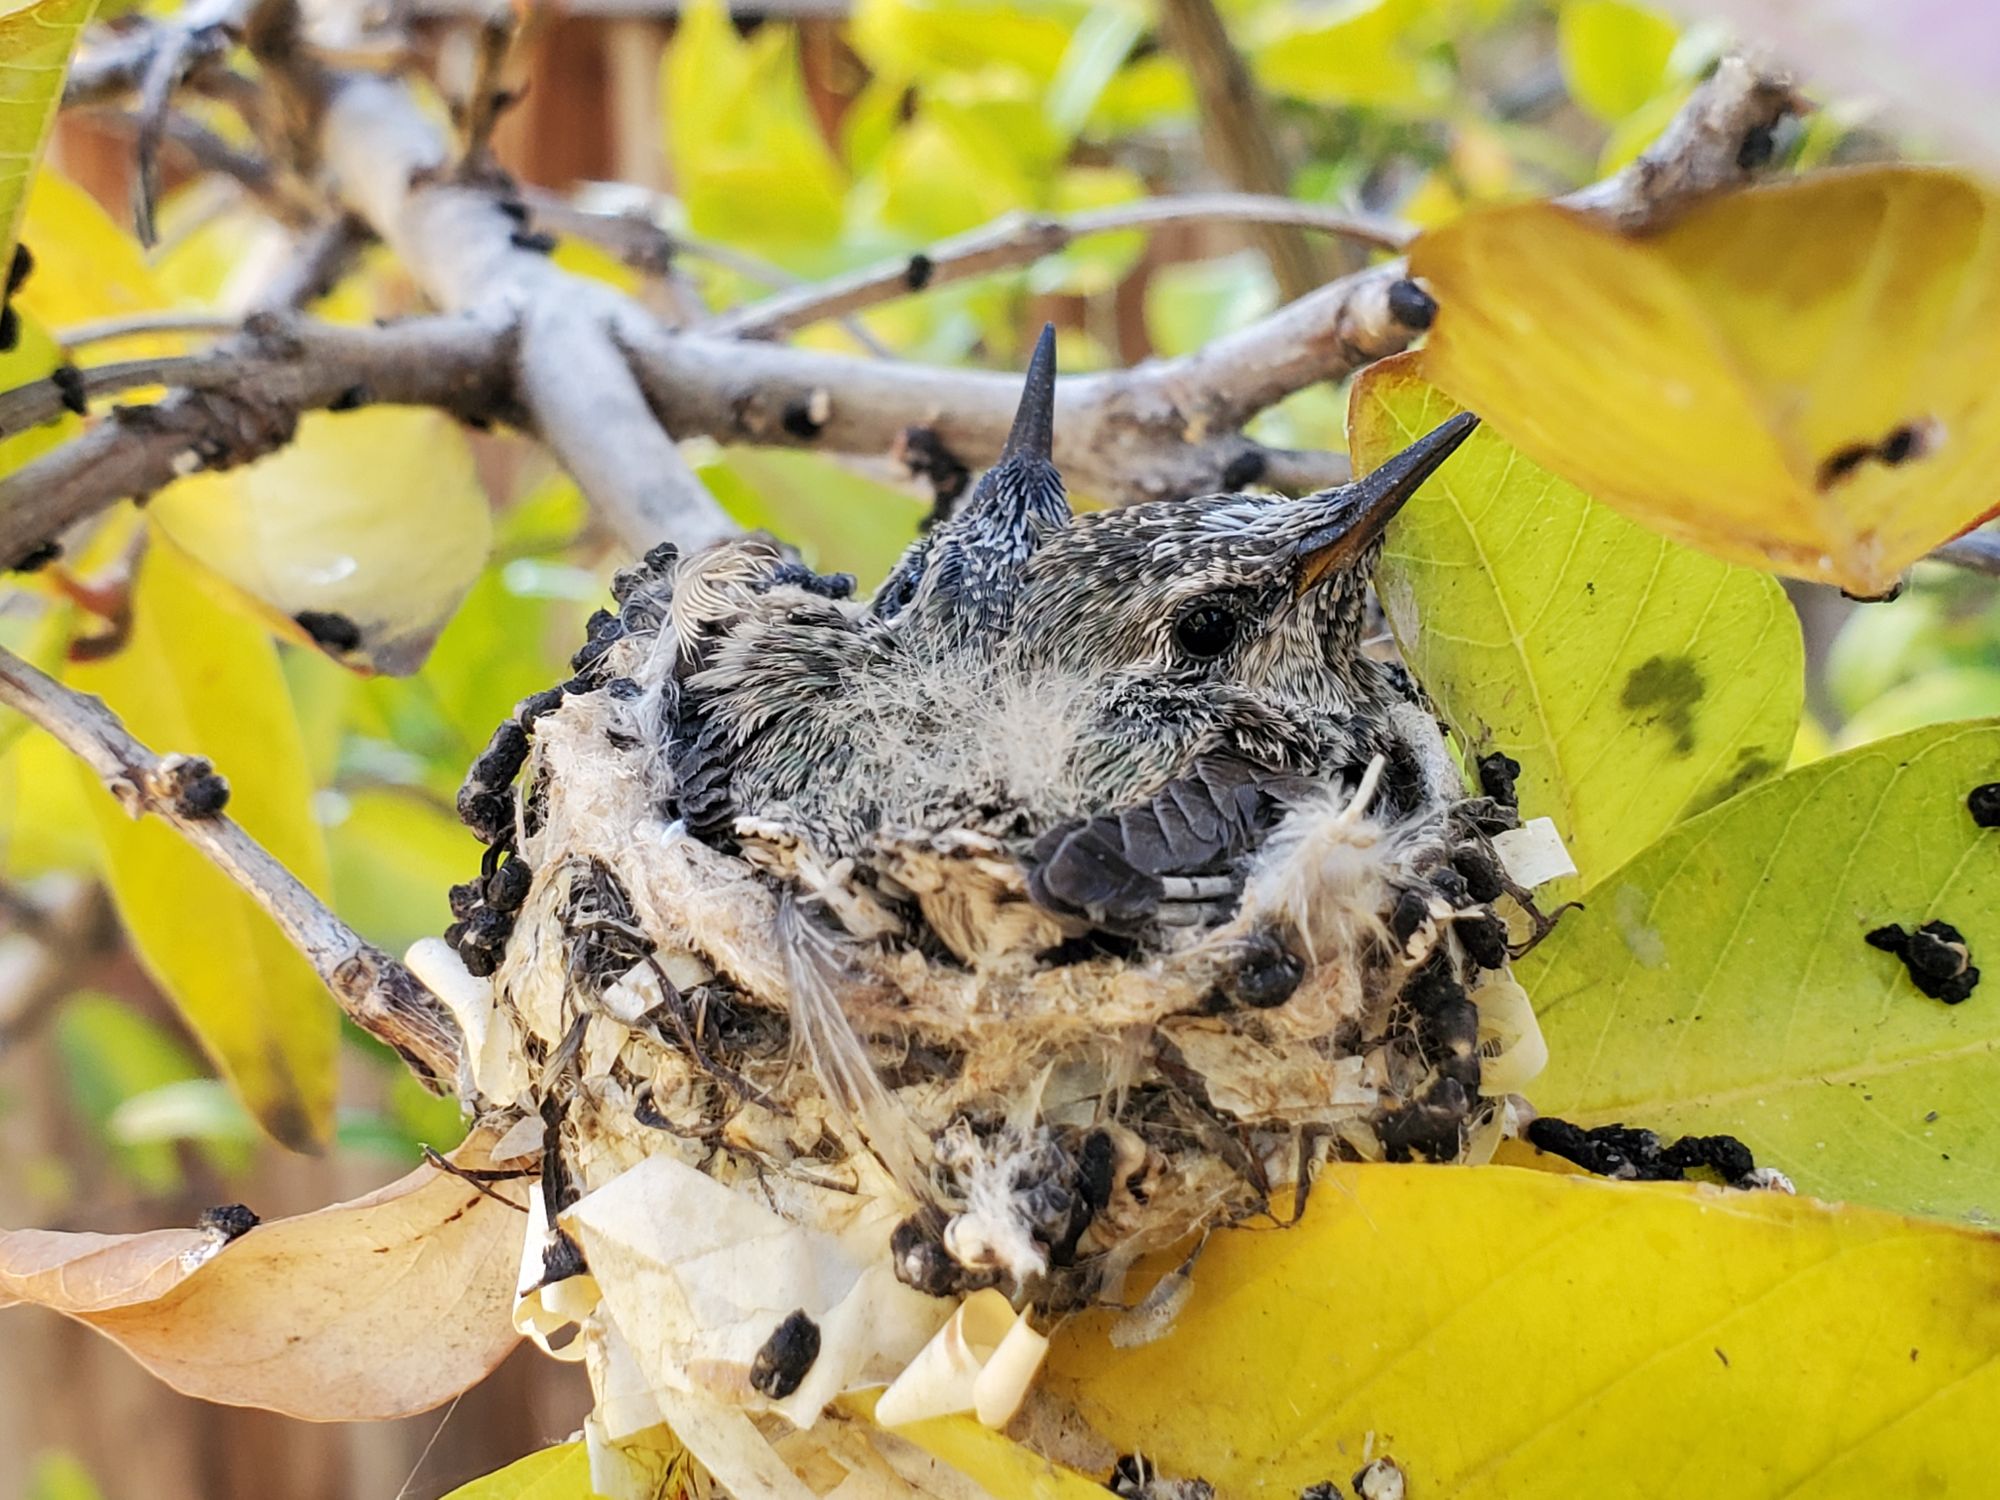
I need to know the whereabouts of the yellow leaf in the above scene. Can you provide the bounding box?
[1413,167,2000,596]
[15,169,171,331]
[1349,355,1802,888]
[437,1444,592,1500]
[1557,0,1678,123]
[0,0,95,280]
[1045,1164,2000,1499]
[663,0,846,256]
[64,535,338,1149]
[151,408,495,675]
[0,1131,521,1420]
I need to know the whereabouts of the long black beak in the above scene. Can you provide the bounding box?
[1001,322,1058,464]
[1295,411,1478,592]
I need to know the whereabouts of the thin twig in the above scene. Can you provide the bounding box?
[1934,531,2000,579]
[59,311,242,352]
[0,644,462,1085]
[454,7,519,170]
[711,193,1410,340]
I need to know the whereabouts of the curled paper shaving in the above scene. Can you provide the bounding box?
[560,1153,944,1430]
[1493,816,1577,889]
[1471,971,1548,1095]
[873,1288,1050,1430]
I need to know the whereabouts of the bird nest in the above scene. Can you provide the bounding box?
[409,334,1564,1488]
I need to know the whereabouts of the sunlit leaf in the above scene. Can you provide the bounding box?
[1520,721,2000,1221]
[851,0,1084,89]
[15,170,171,331]
[1249,0,1444,111]
[1413,167,2000,596]
[1834,666,2000,750]
[696,447,922,589]
[1350,355,1803,888]
[64,535,338,1150]
[437,1443,591,1500]
[150,408,493,676]
[663,0,847,256]
[1557,0,1678,122]
[1046,1163,2000,1498]
[0,0,97,286]
[27,1451,105,1500]
[1044,6,1143,140]
[326,785,481,952]
[0,1130,520,1419]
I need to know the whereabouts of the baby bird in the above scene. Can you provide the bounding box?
[656,332,1477,963]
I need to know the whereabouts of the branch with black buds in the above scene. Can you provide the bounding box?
[0,642,463,1085]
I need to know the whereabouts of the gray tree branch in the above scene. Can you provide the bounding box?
[0,644,462,1086]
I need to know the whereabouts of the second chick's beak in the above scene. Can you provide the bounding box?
[1294,411,1479,593]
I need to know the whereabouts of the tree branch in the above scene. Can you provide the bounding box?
[0,644,462,1086]
[313,69,737,551]
[708,194,1410,341]
[0,49,1799,567]
[0,313,511,570]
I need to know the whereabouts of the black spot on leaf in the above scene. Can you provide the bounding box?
[1621,654,1703,755]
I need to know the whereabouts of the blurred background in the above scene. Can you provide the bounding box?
[2,0,1990,1495]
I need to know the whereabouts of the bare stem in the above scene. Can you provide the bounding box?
[709,194,1411,341]
[0,644,462,1085]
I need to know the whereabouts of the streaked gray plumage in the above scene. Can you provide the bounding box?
[660,329,1479,954]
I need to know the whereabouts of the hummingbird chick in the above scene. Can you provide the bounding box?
[447,325,1545,1319]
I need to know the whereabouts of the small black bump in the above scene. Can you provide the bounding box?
[487,858,533,911]
[460,943,499,977]
[327,384,370,412]
[50,364,88,416]
[1220,449,1267,491]
[904,251,934,290]
[7,241,34,294]
[1477,751,1521,809]
[1968,783,2000,829]
[295,609,365,653]
[7,539,58,573]
[1457,910,1509,970]
[748,1310,822,1400]
[1735,122,1777,170]
[509,229,558,254]
[780,398,824,440]
[196,1203,259,1241]
[1386,277,1437,330]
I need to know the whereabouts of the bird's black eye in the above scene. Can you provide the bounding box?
[1173,604,1237,660]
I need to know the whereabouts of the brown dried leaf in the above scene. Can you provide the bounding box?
[0,1131,522,1419]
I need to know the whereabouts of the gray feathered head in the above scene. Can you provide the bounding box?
[1004,411,1478,701]
[874,324,1070,645]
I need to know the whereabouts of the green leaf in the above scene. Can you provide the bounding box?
[53,993,206,1193]
[663,0,846,256]
[1557,0,1678,123]
[1046,1162,2000,1499]
[1519,720,2000,1221]
[439,1443,594,1500]
[27,1451,105,1500]
[1248,0,1443,111]
[1349,354,1803,889]
[0,0,97,280]
[695,447,923,589]
[1044,6,1143,140]
[326,785,482,952]
[65,533,339,1151]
